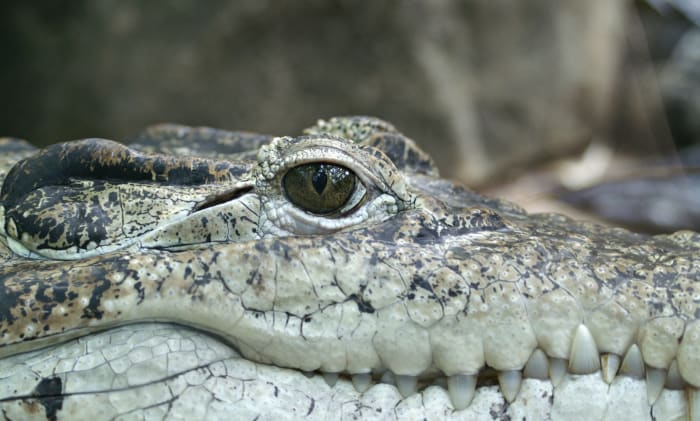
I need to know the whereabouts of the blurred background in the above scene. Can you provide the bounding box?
[1,0,699,233]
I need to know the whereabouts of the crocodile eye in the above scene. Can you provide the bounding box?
[282,163,362,215]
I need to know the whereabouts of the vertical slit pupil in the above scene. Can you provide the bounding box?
[311,165,327,195]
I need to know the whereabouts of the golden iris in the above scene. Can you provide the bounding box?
[283,163,357,214]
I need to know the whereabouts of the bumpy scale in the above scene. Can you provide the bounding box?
[0,117,699,420]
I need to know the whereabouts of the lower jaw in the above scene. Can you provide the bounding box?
[0,323,695,420]
[7,363,692,420]
[294,370,693,420]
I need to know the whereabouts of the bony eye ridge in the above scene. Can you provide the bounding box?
[282,163,358,215]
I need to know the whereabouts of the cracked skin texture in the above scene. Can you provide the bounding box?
[0,117,698,420]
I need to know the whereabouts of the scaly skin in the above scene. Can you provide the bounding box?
[0,118,698,420]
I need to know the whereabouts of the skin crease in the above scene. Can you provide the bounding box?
[0,117,698,420]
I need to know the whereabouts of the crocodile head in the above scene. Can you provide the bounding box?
[0,117,698,419]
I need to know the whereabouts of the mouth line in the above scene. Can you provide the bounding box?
[296,354,692,408]
[1,322,697,419]
[256,355,699,421]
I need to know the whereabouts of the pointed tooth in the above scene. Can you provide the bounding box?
[523,349,549,380]
[380,371,395,386]
[395,374,418,398]
[689,387,700,421]
[549,358,567,387]
[646,366,667,404]
[351,373,372,393]
[619,344,645,379]
[665,360,685,390]
[600,353,620,384]
[568,324,601,374]
[447,374,477,410]
[498,370,522,403]
[323,372,339,387]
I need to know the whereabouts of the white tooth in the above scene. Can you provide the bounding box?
[352,373,372,393]
[549,358,567,387]
[447,374,477,410]
[601,353,620,384]
[395,374,418,398]
[689,387,700,421]
[665,360,685,390]
[523,348,549,379]
[380,371,395,386]
[619,344,645,379]
[323,372,339,387]
[498,370,522,403]
[568,324,600,374]
[646,366,666,404]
